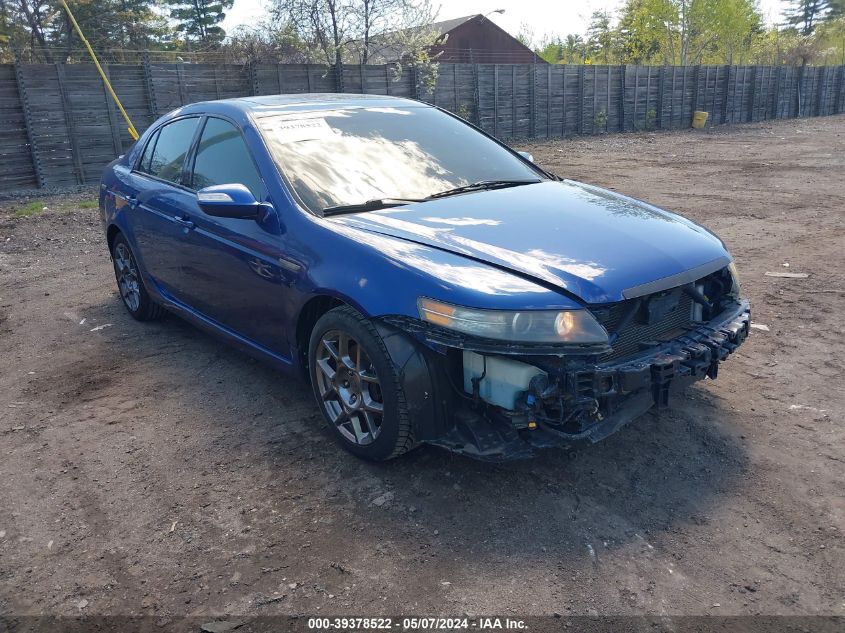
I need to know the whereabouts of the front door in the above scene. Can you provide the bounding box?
[169,116,296,356]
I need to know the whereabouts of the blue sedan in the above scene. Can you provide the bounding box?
[99,94,750,461]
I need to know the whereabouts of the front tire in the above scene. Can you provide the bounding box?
[308,306,416,461]
[110,233,165,321]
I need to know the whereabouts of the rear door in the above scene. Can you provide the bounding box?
[126,117,201,301]
[173,116,296,355]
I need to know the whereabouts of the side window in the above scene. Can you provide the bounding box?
[144,118,200,184]
[191,118,263,197]
[137,129,159,174]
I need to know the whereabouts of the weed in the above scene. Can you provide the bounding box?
[594,110,608,132]
[15,201,45,218]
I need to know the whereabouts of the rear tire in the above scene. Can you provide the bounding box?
[308,306,416,461]
[110,233,165,322]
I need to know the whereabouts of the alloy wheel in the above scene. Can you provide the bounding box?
[113,243,141,312]
[314,329,384,445]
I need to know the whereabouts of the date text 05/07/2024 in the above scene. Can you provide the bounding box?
[307,617,528,630]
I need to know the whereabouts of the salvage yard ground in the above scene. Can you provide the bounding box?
[1,115,843,619]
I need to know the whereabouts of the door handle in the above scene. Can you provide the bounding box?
[127,195,139,209]
[174,216,195,230]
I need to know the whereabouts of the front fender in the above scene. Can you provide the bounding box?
[373,320,453,441]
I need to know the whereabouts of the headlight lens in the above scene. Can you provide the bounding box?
[727,261,741,296]
[417,298,609,344]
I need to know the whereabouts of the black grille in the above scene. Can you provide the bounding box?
[594,291,694,362]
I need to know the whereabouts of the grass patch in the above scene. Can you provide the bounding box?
[15,201,45,218]
[78,199,98,209]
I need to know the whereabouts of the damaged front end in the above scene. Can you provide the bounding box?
[383,265,750,462]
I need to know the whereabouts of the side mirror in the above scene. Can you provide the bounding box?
[197,184,261,219]
[518,151,535,163]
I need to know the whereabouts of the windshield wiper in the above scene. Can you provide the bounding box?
[427,179,542,200]
[322,197,425,216]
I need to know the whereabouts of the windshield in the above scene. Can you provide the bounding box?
[256,105,544,213]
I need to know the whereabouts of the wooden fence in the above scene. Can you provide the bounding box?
[1,61,844,191]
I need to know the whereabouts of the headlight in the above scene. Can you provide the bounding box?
[417,298,609,344]
[727,261,741,296]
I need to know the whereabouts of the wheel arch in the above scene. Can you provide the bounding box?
[295,295,346,374]
[106,224,122,251]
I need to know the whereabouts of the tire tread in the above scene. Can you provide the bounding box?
[313,305,417,461]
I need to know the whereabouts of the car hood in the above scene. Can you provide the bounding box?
[331,180,730,304]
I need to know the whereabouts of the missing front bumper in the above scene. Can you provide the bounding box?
[428,300,751,461]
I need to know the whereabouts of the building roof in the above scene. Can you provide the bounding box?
[362,14,542,64]
[426,15,477,38]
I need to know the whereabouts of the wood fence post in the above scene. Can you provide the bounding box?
[212,66,221,100]
[453,64,459,114]
[546,64,551,137]
[101,63,123,156]
[359,64,366,94]
[710,66,718,124]
[619,65,626,132]
[771,65,781,119]
[692,65,700,118]
[529,62,536,138]
[815,67,825,116]
[511,65,516,138]
[248,62,259,96]
[562,65,567,136]
[748,65,757,122]
[473,63,481,126]
[721,65,731,124]
[493,65,499,137]
[633,66,640,130]
[141,53,158,117]
[577,64,585,135]
[175,64,188,105]
[55,63,86,185]
[335,63,344,93]
[13,55,45,188]
[656,65,665,129]
[836,65,845,114]
[277,64,284,94]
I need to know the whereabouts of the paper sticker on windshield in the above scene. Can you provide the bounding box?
[271,118,336,143]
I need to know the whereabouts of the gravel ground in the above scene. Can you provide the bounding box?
[1,115,843,622]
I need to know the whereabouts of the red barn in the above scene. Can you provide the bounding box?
[370,14,545,65]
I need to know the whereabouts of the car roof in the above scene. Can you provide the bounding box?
[178,93,430,118]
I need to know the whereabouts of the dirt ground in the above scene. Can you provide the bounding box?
[1,115,843,622]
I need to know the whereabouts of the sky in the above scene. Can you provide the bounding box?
[222,0,788,43]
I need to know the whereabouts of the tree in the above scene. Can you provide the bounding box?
[586,10,615,63]
[535,36,564,63]
[58,0,168,56]
[169,0,233,47]
[784,0,832,35]
[271,0,437,66]
[225,22,308,63]
[271,0,354,66]
[354,0,436,64]
[562,34,586,63]
[2,0,56,61]
[615,0,761,65]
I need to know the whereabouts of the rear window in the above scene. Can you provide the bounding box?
[141,117,200,184]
